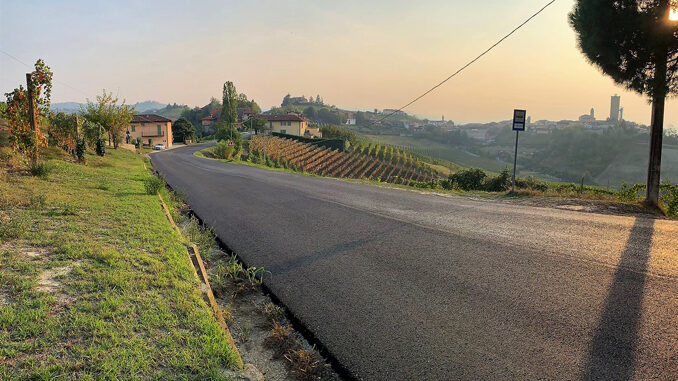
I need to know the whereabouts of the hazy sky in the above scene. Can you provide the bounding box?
[1,0,677,127]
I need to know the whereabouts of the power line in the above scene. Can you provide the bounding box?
[371,0,557,126]
[0,49,90,97]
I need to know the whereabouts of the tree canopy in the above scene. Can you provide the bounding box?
[80,90,133,149]
[236,93,261,114]
[569,0,678,99]
[3,59,53,162]
[570,0,678,205]
[172,117,195,143]
[221,81,238,129]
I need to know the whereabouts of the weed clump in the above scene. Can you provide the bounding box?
[28,194,47,210]
[29,162,54,179]
[285,348,323,381]
[214,254,266,298]
[182,216,214,255]
[0,211,28,241]
[143,175,165,195]
[262,302,285,325]
[264,321,295,357]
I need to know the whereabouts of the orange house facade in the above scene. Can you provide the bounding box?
[128,114,173,147]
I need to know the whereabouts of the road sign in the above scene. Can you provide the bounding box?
[513,109,526,131]
[511,109,526,191]
[228,139,234,147]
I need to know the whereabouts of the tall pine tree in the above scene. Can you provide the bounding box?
[570,0,678,206]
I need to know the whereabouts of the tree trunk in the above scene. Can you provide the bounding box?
[25,73,38,166]
[646,46,667,207]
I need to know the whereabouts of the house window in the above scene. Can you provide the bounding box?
[157,125,162,136]
[281,129,286,134]
[131,126,135,132]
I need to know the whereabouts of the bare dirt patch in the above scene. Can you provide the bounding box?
[206,249,341,381]
[0,292,9,305]
[36,261,80,293]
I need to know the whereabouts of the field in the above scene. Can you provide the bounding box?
[362,134,678,187]
[595,143,678,187]
[361,134,508,173]
[0,148,240,379]
[246,136,437,184]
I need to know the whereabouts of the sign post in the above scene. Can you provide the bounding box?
[511,109,526,191]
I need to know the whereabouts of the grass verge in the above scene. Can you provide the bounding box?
[194,146,674,217]
[0,148,240,379]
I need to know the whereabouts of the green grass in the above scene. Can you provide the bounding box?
[0,149,240,380]
[362,134,506,172]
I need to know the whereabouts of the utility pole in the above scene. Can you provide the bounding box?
[25,73,38,166]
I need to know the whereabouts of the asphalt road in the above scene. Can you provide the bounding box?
[151,144,678,381]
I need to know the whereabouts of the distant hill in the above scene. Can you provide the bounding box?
[51,102,83,113]
[146,104,190,120]
[133,100,167,113]
[51,100,180,116]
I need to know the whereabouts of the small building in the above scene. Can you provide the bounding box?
[304,124,322,139]
[201,113,218,134]
[382,108,406,116]
[261,113,321,138]
[129,114,173,147]
[345,112,356,125]
[237,107,254,123]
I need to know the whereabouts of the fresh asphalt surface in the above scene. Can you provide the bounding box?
[151,143,678,381]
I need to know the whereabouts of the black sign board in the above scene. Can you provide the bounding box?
[512,109,527,131]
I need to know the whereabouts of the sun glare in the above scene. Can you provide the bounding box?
[670,8,678,21]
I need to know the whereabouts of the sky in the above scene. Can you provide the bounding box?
[1,0,677,128]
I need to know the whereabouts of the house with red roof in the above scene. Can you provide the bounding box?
[261,113,321,138]
[129,114,173,147]
[201,112,219,134]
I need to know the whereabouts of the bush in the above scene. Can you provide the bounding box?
[95,138,106,156]
[265,157,273,167]
[29,162,54,178]
[484,167,511,192]
[212,140,230,159]
[75,137,86,163]
[660,182,678,217]
[618,182,644,202]
[447,168,487,191]
[144,176,165,195]
[274,158,282,168]
[250,151,263,164]
[515,176,548,191]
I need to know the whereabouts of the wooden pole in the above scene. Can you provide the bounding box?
[25,73,38,166]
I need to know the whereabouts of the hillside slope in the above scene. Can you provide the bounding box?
[0,148,240,379]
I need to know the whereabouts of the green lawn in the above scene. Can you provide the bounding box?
[0,148,239,380]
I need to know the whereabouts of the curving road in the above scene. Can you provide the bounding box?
[151,143,678,381]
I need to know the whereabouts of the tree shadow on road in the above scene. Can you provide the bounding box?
[267,235,379,276]
[581,218,655,380]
